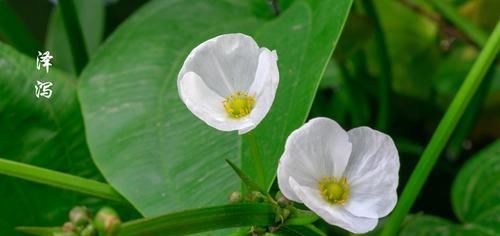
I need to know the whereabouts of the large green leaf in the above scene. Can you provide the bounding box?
[452,140,500,230]
[79,0,262,217]
[400,140,500,236]
[242,0,353,189]
[0,42,103,235]
[78,0,352,220]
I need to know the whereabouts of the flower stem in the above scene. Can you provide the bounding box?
[58,0,89,74]
[246,132,266,189]
[361,0,392,131]
[426,0,488,47]
[381,21,500,236]
[0,158,126,203]
[268,0,280,16]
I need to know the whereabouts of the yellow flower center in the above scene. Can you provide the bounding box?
[319,176,349,204]
[223,91,255,119]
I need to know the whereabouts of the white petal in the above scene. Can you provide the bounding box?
[178,33,260,97]
[290,178,378,234]
[241,49,279,135]
[277,118,352,203]
[277,162,301,202]
[178,72,254,132]
[343,127,400,218]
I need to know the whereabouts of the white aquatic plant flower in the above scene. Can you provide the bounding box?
[177,33,279,134]
[277,117,399,234]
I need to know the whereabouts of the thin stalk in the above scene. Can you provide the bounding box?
[381,22,500,236]
[268,0,280,16]
[58,0,89,74]
[426,0,488,47]
[361,0,392,131]
[0,158,126,203]
[246,132,266,189]
[0,1,40,55]
[119,203,275,236]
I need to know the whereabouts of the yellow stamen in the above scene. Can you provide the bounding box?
[223,91,255,119]
[319,176,349,204]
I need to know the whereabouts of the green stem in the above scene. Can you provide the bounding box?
[246,132,266,189]
[58,0,89,74]
[0,1,41,55]
[119,203,274,236]
[0,158,126,203]
[362,0,392,131]
[426,0,488,47]
[381,21,500,236]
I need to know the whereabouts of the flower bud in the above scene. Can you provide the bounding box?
[94,207,121,236]
[62,222,75,232]
[250,226,266,235]
[81,224,96,236]
[248,191,264,202]
[69,206,91,227]
[229,191,242,203]
[275,191,290,208]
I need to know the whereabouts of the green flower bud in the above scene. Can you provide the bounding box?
[229,191,242,203]
[275,191,290,208]
[69,206,91,227]
[248,191,264,202]
[81,224,96,236]
[62,222,75,232]
[94,207,121,236]
[250,226,266,235]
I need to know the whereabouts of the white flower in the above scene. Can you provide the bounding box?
[277,117,399,234]
[177,33,279,134]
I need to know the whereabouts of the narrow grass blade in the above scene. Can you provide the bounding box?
[119,203,275,236]
[57,0,89,74]
[0,158,126,203]
[226,159,266,193]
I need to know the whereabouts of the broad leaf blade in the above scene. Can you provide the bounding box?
[78,0,262,217]
[452,140,500,225]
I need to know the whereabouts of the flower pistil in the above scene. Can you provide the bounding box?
[319,176,349,204]
[223,91,255,118]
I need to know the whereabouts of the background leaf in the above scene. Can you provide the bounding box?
[400,140,500,236]
[451,140,500,229]
[0,42,109,235]
[45,0,104,74]
[400,215,488,236]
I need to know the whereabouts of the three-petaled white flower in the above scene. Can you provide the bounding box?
[178,33,279,134]
[277,117,399,234]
